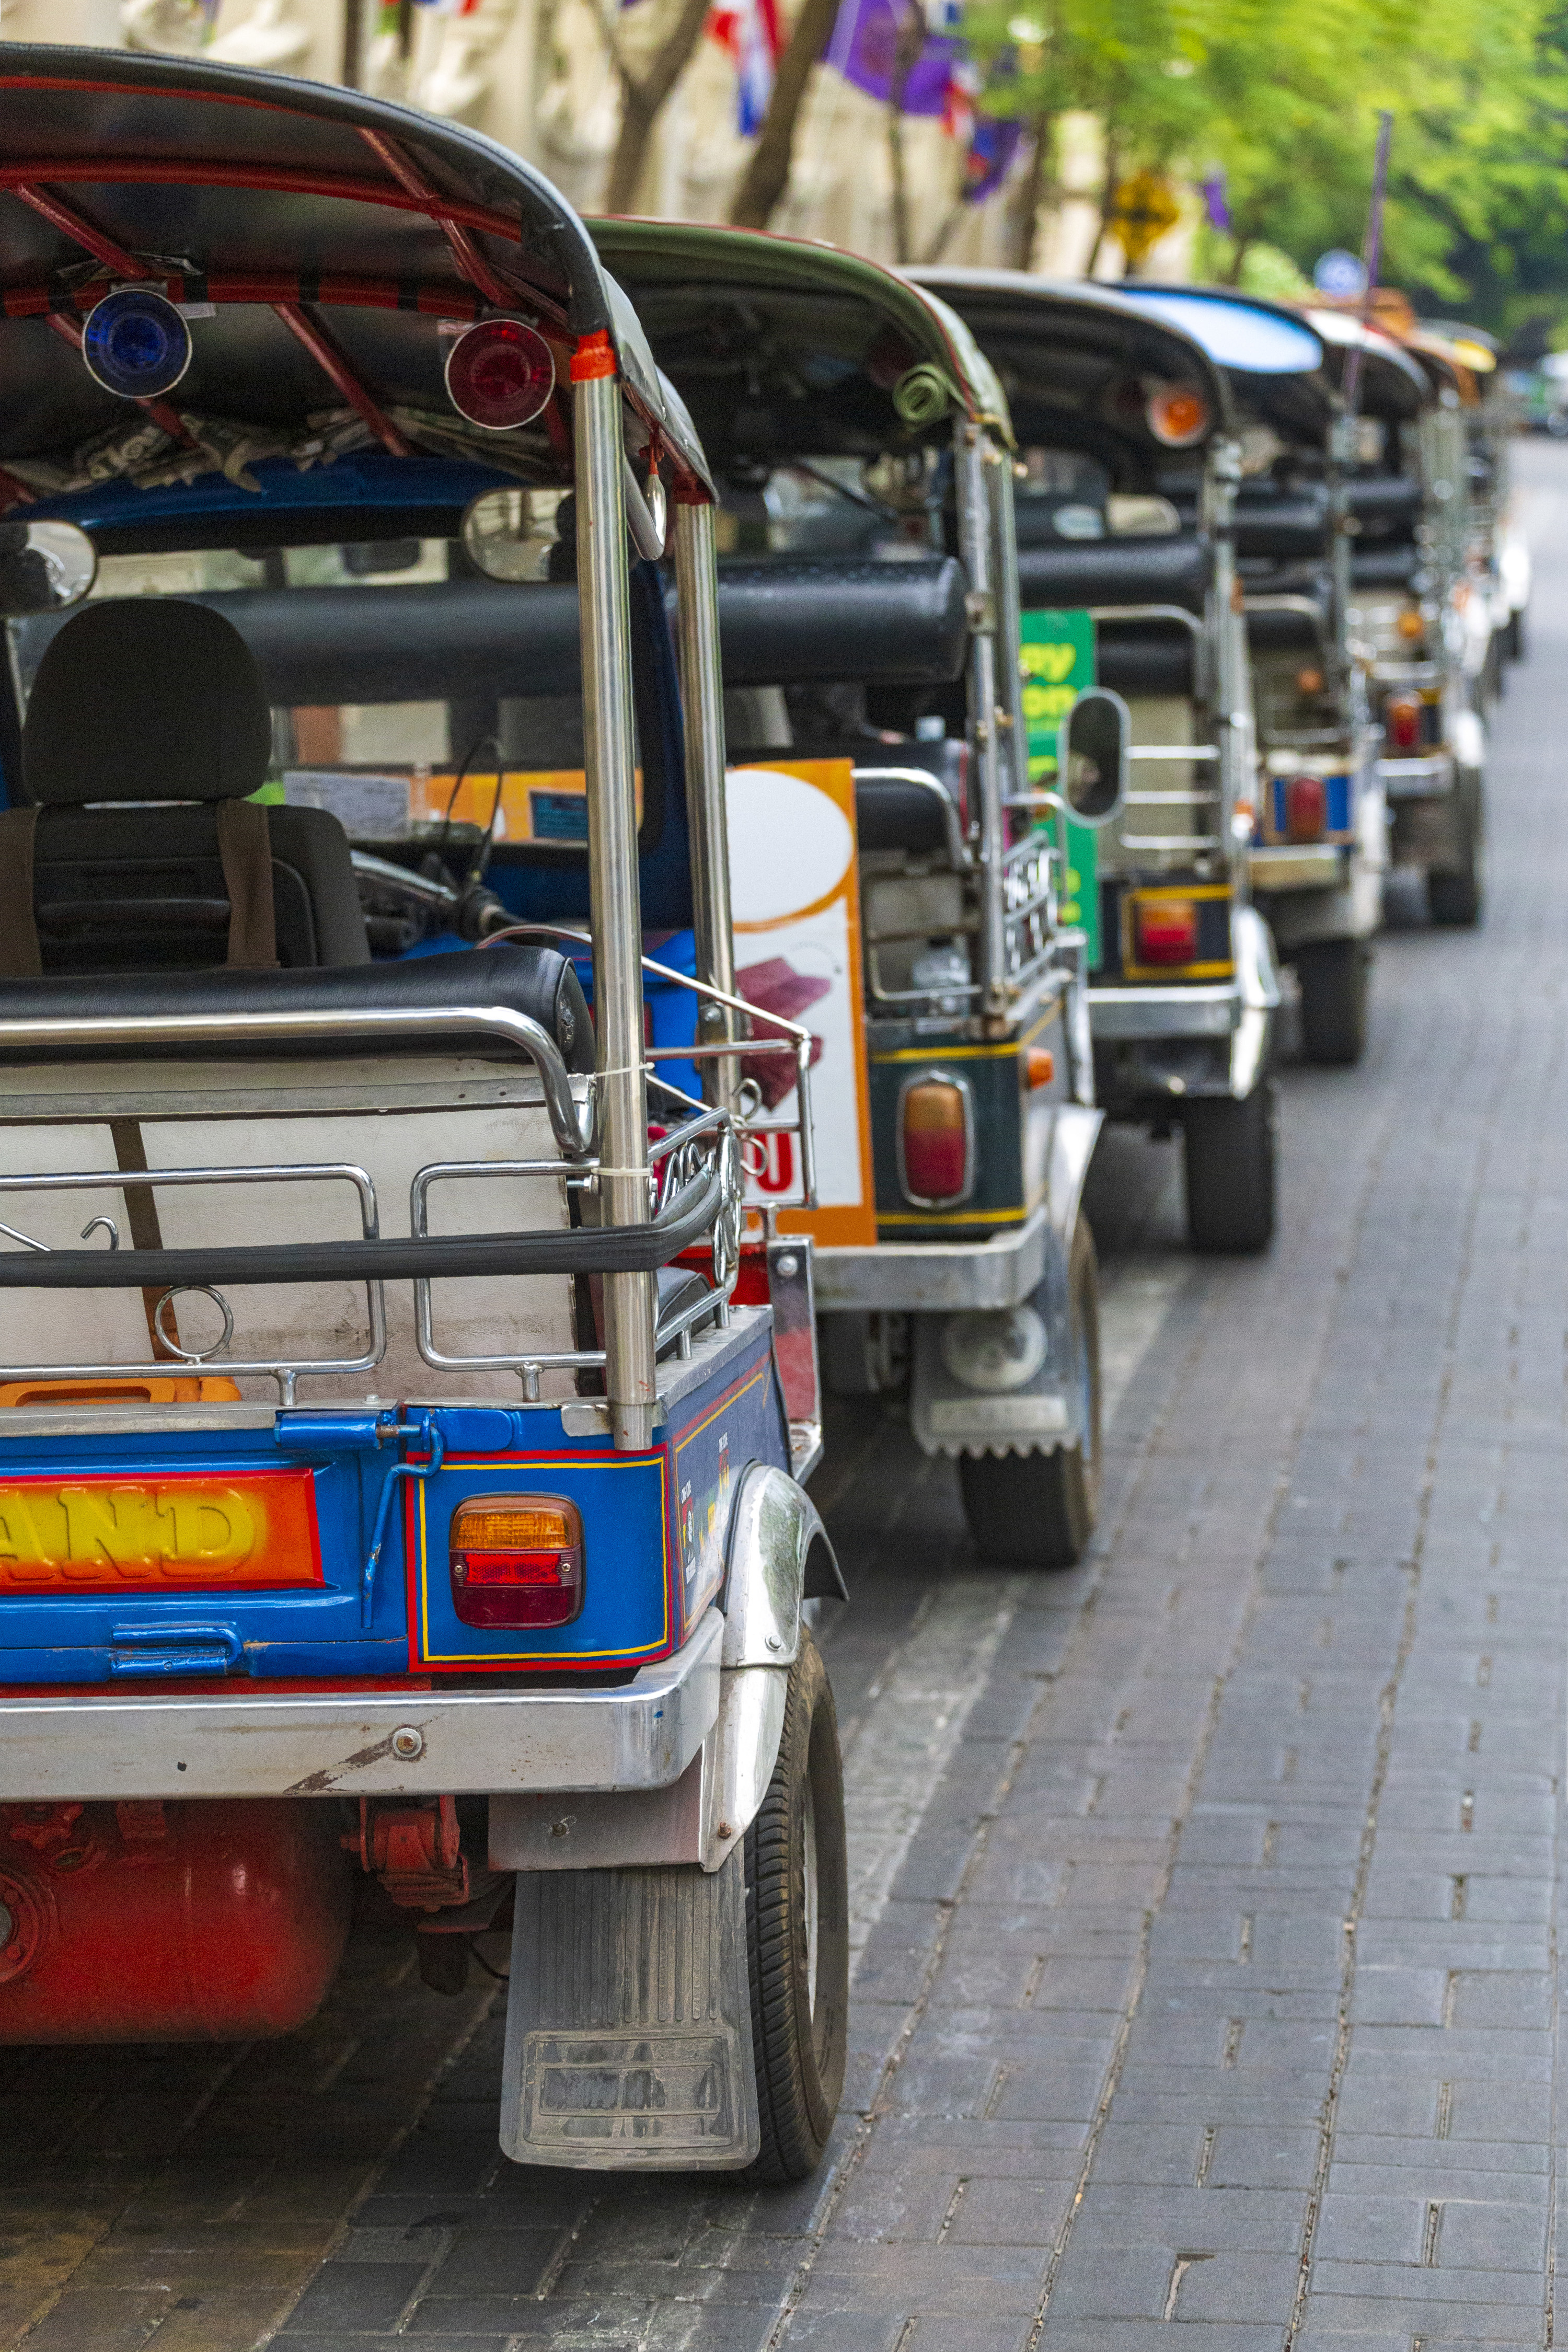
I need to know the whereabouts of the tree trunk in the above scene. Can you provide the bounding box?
[1219,235,1252,287]
[886,2,926,266]
[730,0,843,229]
[603,0,716,215]
[1008,108,1055,271]
[1085,126,1120,278]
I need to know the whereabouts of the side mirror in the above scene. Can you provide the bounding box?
[1057,687,1129,827]
[0,521,97,617]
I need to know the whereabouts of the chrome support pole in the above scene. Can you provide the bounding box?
[956,422,1008,1019]
[673,497,739,1112]
[576,366,657,1450]
[1206,436,1253,881]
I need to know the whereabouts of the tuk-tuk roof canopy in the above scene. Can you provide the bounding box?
[907,269,1236,478]
[0,45,712,532]
[1304,310,1432,422]
[1110,285,1324,378]
[589,218,1014,463]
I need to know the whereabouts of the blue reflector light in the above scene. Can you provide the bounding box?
[81,287,194,400]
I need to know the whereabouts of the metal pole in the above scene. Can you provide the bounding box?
[575,361,657,1450]
[673,497,739,1112]
[955,422,1007,1021]
[1342,110,1393,424]
[1207,437,1252,863]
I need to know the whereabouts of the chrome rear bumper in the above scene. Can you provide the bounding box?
[0,1606,723,1802]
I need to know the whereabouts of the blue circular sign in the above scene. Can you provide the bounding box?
[1313,249,1369,299]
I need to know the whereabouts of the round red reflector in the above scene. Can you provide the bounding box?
[1146,383,1210,448]
[445,317,556,431]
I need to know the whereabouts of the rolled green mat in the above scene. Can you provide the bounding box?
[892,362,959,428]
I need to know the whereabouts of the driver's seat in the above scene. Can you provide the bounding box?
[0,597,369,977]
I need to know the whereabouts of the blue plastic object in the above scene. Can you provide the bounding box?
[81,287,193,400]
[1118,289,1324,378]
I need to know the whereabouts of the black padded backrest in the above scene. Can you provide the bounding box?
[1245,603,1330,656]
[1233,491,1330,561]
[24,599,272,805]
[1352,548,1422,589]
[711,558,970,687]
[1350,475,1423,539]
[14,599,368,974]
[28,801,368,977]
[1017,534,1213,616]
[1096,629,1195,698]
[0,944,593,1071]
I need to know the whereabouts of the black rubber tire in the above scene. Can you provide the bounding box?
[1295,938,1370,1067]
[744,1632,849,2183]
[958,1216,1101,1570]
[1427,770,1484,928]
[1183,1080,1277,1254]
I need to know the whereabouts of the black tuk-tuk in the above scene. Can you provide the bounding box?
[913,270,1281,1253]
[591,220,1112,1570]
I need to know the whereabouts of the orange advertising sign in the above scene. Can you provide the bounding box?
[0,1471,321,1594]
[730,758,877,1249]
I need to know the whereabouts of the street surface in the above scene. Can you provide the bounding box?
[4,442,1568,2349]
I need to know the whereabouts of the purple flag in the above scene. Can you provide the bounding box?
[826,0,959,114]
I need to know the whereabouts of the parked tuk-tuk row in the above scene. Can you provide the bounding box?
[0,41,1525,2180]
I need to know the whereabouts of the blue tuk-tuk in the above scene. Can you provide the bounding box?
[590,220,1111,1571]
[0,44,848,2180]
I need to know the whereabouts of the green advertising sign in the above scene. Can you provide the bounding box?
[1020,608,1100,968]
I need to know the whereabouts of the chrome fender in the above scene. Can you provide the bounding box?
[1229,904,1281,1100]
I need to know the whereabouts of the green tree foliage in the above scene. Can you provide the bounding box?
[961,0,1568,343]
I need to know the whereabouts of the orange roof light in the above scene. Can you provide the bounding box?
[1146,383,1210,448]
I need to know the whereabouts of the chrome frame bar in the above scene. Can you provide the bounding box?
[673,497,740,1113]
[0,1161,387,1403]
[0,1004,593,1161]
[577,363,658,1449]
[955,419,1008,1016]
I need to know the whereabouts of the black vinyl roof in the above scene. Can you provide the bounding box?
[0,45,710,509]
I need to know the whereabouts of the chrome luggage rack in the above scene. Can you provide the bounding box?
[0,960,818,1404]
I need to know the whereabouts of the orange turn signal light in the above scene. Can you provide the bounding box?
[449,1494,584,1630]
[1396,606,1426,642]
[1146,383,1210,447]
[1024,1047,1055,1090]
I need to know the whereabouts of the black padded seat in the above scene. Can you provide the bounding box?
[4,598,368,977]
[710,557,970,687]
[1017,535,1213,616]
[0,944,595,1071]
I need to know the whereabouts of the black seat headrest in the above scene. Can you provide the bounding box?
[24,599,273,808]
[1017,535,1213,616]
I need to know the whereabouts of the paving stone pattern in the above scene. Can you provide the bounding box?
[5,454,1568,2350]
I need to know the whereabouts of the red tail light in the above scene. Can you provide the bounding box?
[1285,775,1327,844]
[1386,694,1423,754]
[449,1496,583,1629]
[1133,896,1200,967]
[900,1075,972,1205]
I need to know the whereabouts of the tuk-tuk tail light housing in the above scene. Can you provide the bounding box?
[449,1495,583,1629]
[1285,775,1327,843]
[1385,694,1425,754]
[898,1073,975,1208]
[1132,896,1200,967]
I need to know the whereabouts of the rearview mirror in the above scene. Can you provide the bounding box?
[1057,687,1130,827]
[0,521,97,617]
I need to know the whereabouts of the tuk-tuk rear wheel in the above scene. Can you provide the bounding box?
[957,1216,1101,1569]
[1295,938,1370,1067]
[1183,1080,1277,1254]
[744,1632,849,2182]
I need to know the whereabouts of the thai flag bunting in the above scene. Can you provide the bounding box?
[710,0,783,134]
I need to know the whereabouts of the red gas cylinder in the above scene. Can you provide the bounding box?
[0,1797,351,2042]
